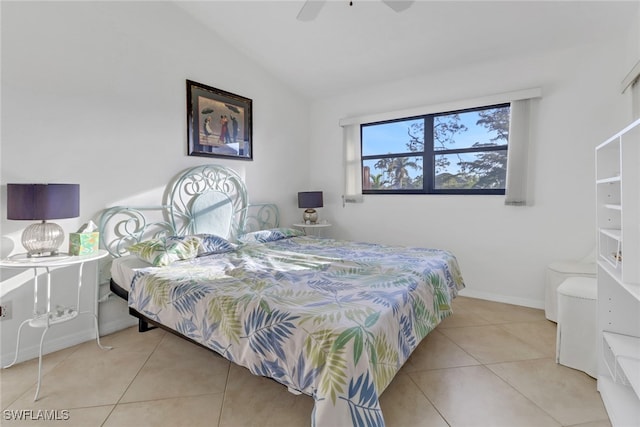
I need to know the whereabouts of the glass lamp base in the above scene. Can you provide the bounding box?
[303,209,318,224]
[22,221,64,258]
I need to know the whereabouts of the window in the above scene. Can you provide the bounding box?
[361,103,510,195]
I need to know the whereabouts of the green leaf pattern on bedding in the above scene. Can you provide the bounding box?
[128,236,201,266]
[128,236,465,427]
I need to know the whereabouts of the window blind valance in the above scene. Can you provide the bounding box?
[339,88,541,127]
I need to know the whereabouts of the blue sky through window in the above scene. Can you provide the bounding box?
[362,110,507,157]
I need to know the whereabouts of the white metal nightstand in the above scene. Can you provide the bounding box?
[292,222,332,237]
[0,250,112,400]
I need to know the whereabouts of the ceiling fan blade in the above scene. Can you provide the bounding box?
[381,0,414,13]
[297,0,326,21]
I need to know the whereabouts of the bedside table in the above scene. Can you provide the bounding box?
[0,250,112,400]
[292,222,332,237]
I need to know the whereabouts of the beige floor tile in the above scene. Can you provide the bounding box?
[104,395,223,427]
[7,335,153,409]
[487,358,608,426]
[437,306,492,328]
[219,364,314,427]
[475,305,546,324]
[379,373,448,427]
[451,296,509,312]
[73,325,166,357]
[120,332,230,403]
[401,329,479,373]
[412,365,561,427]
[453,297,546,324]
[439,324,547,364]
[451,296,493,308]
[1,346,76,410]
[1,405,113,427]
[498,320,558,358]
[567,420,612,427]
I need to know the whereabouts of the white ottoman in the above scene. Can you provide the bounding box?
[545,261,596,322]
[556,277,597,377]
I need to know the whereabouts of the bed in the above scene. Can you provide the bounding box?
[99,164,465,427]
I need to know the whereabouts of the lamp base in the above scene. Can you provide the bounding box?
[22,221,64,258]
[303,209,318,224]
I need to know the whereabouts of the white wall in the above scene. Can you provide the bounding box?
[0,1,309,364]
[309,37,635,308]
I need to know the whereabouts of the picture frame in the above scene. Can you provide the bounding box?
[186,80,253,160]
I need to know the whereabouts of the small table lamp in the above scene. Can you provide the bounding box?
[298,191,323,224]
[7,183,80,257]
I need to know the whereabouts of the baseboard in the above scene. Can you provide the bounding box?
[1,316,137,367]
[99,316,137,336]
[1,328,96,367]
[458,288,544,310]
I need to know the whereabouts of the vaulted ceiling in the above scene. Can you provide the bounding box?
[175,1,638,100]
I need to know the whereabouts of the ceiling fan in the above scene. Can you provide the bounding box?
[297,0,414,22]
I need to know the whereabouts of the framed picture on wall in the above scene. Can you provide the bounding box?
[186,80,253,160]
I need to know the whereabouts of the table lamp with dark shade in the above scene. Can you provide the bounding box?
[297,191,323,224]
[7,183,80,257]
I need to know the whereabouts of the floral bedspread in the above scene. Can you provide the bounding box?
[128,236,465,426]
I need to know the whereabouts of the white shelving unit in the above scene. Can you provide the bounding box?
[595,118,640,427]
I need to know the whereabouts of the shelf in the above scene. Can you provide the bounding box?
[600,228,622,241]
[598,263,640,302]
[599,232,622,270]
[597,176,621,184]
[598,376,640,427]
[599,259,622,283]
[603,332,640,398]
[620,281,640,302]
[28,309,78,328]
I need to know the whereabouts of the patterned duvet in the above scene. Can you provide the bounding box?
[127,235,465,426]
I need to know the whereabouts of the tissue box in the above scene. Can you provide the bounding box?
[69,232,99,256]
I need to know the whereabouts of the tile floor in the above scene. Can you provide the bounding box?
[0,297,611,427]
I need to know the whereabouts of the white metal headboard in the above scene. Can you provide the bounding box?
[98,205,174,258]
[168,164,248,240]
[98,165,279,258]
